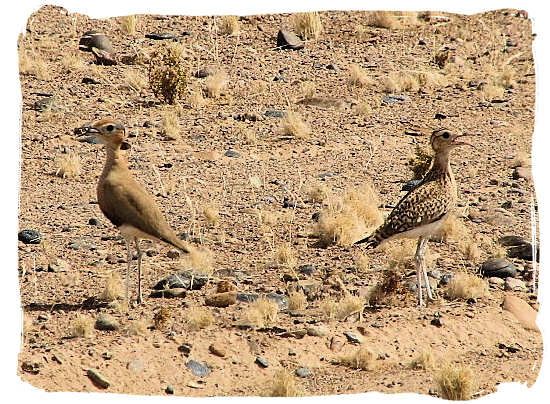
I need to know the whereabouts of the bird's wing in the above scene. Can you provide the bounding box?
[98,177,185,250]
[376,181,451,238]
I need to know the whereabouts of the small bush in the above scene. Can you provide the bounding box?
[337,345,376,370]
[99,272,124,302]
[288,290,307,311]
[349,64,373,88]
[280,111,310,139]
[218,15,240,36]
[435,363,475,400]
[186,307,214,331]
[446,273,488,300]
[70,315,93,338]
[149,43,188,104]
[244,298,279,328]
[54,152,81,179]
[291,12,322,40]
[269,370,303,397]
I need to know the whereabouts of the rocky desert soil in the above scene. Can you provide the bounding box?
[17,5,540,398]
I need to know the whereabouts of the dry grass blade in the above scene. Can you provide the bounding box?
[99,271,124,301]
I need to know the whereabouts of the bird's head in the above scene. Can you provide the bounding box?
[77,118,131,150]
[430,128,473,153]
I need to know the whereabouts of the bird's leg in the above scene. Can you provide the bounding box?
[135,239,143,304]
[125,241,132,304]
[414,238,424,307]
[419,237,435,301]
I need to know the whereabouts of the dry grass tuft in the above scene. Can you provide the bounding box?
[299,81,316,99]
[337,345,377,370]
[291,12,322,40]
[352,102,373,116]
[321,294,365,320]
[367,269,403,305]
[205,70,228,98]
[269,370,303,397]
[457,233,482,262]
[153,307,171,330]
[410,351,437,370]
[288,290,307,311]
[123,68,147,92]
[243,298,279,328]
[385,239,417,270]
[19,49,50,80]
[54,152,81,178]
[482,238,507,259]
[354,254,370,273]
[70,315,93,338]
[125,320,148,336]
[434,215,466,242]
[280,111,311,139]
[218,15,240,36]
[274,243,297,269]
[367,11,398,29]
[313,183,383,246]
[306,183,329,203]
[482,84,505,101]
[510,150,530,168]
[203,205,220,227]
[186,307,214,331]
[408,144,434,180]
[435,363,475,400]
[446,273,488,300]
[390,71,420,92]
[161,109,180,140]
[189,87,206,108]
[120,15,139,36]
[348,64,373,88]
[61,52,86,72]
[99,272,124,302]
[185,246,214,275]
[258,210,279,227]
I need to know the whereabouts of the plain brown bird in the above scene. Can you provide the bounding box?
[355,129,472,306]
[78,118,190,304]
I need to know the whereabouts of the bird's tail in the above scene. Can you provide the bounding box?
[163,233,190,254]
[355,230,384,249]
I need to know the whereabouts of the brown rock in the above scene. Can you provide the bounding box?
[329,335,346,352]
[502,295,539,331]
[513,166,532,181]
[205,292,237,307]
[209,343,226,357]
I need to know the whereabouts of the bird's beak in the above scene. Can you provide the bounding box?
[453,133,474,147]
[75,125,100,137]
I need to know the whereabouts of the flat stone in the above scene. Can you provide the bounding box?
[498,235,530,246]
[276,29,304,50]
[330,335,346,352]
[513,166,532,181]
[48,259,70,272]
[145,32,177,40]
[18,229,43,244]
[508,243,539,261]
[505,277,527,292]
[481,258,517,279]
[95,314,119,331]
[153,271,209,290]
[488,277,505,287]
[86,368,110,389]
[264,109,286,118]
[194,65,218,78]
[225,149,241,158]
[502,295,539,331]
[343,331,363,344]
[298,264,316,275]
[149,288,187,298]
[382,94,410,104]
[185,360,210,377]
[255,356,269,368]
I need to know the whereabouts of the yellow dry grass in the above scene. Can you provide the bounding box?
[54,152,81,179]
[313,183,383,246]
[410,351,437,370]
[349,64,374,88]
[268,370,303,397]
[445,273,488,300]
[243,298,279,328]
[125,320,148,336]
[161,109,180,140]
[274,243,297,269]
[306,183,329,203]
[435,363,475,400]
[337,345,377,370]
[367,11,398,29]
[186,307,214,331]
[218,15,240,36]
[205,70,228,98]
[280,111,311,139]
[291,12,322,40]
[184,246,214,275]
[321,294,365,320]
[203,205,220,227]
[123,68,147,92]
[120,15,139,36]
[19,50,50,80]
[99,271,124,302]
[70,315,93,338]
[288,290,307,311]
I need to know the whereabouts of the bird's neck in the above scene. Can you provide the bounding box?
[102,146,128,177]
[424,150,453,182]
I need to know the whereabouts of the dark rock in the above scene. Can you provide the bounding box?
[316,171,338,180]
[225,149,241,158]
[481,258,517,279]
[209,343,226,357]
[276,29,304,50]
[194,65,217,78]
[18,229,43,244]
[79,31,113,53]
[178,344,192,356]
[166,385,175,394]
[149,288,187,298]
[311,212,320,222]
[255,356,269,368]
[295,367,312,378]
[265,293,288,309]
[430,314,444,327]
[435,112,447,119]
[298,264,316,275]
[508,243,538,261]
[145,32,177,40]
[343,331,363,344]
[21,360,41,374]
[82,77,101,84]
[186,360,210,377]
[418,39,426,45]
[326,63,338,71]
[440,273,454,285]
[33,97,62,113]
[402,179,422,192]
[264,109,286,118]
[153,271,209,290]
[498,235,529,246]
[236,293,260,303]
[89,218,99,226]
[382,95,410,104]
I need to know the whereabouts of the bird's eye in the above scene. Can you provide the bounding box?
[106,125,114,132]
[442,132,450,139]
